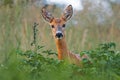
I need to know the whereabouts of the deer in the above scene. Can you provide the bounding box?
[41,5,89,66]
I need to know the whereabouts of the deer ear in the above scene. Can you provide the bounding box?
[61,5,73,21]
[41,7,54,23]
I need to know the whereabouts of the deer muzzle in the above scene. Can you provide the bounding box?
[55,31,63,39]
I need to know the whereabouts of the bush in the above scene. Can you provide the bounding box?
[80,42,120,79]
[14,42,120,80]
[0,42,120,80]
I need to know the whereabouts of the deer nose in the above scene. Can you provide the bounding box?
[55,31,63,39]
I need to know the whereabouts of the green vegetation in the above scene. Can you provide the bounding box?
[0,2,120,80]
[0,42,120,80]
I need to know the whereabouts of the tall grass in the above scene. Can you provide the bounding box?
[0,3,120,53]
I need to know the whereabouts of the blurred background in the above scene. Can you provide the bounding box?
[0,0,120,63]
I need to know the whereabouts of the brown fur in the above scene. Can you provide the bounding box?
[41,5,89,66]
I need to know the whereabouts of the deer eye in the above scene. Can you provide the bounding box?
[62,24,66,28]
[51,25,55,28]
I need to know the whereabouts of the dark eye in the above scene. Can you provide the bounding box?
[51,25,54,28]
[62,24,66,28]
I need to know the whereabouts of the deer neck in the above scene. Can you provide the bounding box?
[54,37,68,60]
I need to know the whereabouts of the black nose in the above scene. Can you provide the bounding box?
[55,33,63,39]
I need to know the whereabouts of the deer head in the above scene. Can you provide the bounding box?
[41,5,73,40]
